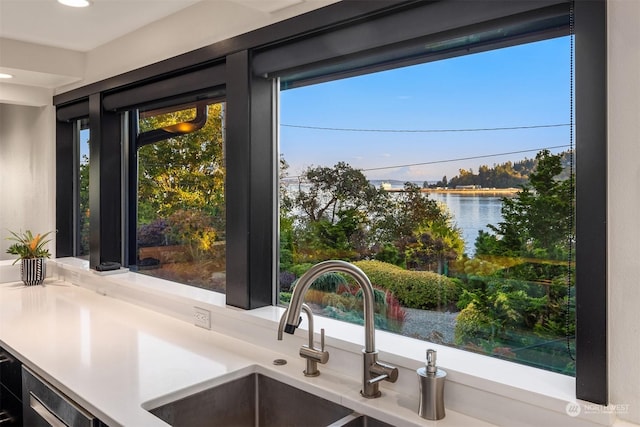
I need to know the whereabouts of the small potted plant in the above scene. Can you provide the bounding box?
[6,230,54,286]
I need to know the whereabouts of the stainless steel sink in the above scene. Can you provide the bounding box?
[332,414,394,427]
[149,373,354,427]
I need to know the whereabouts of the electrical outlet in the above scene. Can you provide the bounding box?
[194,307,211,329]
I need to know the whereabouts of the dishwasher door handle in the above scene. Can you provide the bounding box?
[29,393,66,427]
[22,366,97,427]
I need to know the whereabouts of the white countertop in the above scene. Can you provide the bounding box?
[0,279,494,427]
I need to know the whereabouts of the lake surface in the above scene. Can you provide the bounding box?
[428,193,505,256]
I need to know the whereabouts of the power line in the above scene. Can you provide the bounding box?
[281,123,570,133]
[361,145,571,172]
[284,145,572,179]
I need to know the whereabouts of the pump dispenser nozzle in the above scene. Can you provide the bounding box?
[426,349,437,374]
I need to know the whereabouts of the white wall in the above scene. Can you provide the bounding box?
[608,0,640,424]
[0,103,56,260]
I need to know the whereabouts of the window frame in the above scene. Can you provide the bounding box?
[54,0,607,404]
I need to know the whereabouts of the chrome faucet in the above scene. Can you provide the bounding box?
[278,303,329,377]
[279,260,398,398]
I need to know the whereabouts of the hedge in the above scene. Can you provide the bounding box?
[353,260,458,310]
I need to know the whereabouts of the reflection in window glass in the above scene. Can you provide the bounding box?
[78,119,90,258]
[136,102,226,293]
[279,37,575,374]
[139,106,197,132]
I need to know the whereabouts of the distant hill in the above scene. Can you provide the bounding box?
[282,150,573,190]
[434,150,573,189]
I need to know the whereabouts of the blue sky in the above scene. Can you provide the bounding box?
[280,36,572,182]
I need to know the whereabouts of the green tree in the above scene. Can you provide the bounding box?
[281,162,464,272]
[135,103,226,269]
[476,149,573,260]
[137,104,225,226]
[376,182,441,244]
[289,162,386,260]
[294,161,385,223]
[404,211,465,273]
[446,156,543,189]
[460,149,576,368]
[279,155,293,214]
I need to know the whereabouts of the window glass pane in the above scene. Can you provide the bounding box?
[279,37,575,375]
[78,119,90,258]
[136,101,226,293]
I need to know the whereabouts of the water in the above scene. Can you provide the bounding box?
[284,183,506,257]
[428,193,505,256]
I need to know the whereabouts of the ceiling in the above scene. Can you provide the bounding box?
[0,0,330,102]
[0,0,310,52]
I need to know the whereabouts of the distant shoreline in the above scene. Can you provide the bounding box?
[386,187,521,195]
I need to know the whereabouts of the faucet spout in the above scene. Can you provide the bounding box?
[283,260,376,352]
[280,260,398,398]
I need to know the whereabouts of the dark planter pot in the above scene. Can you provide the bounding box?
[21,258,46,286]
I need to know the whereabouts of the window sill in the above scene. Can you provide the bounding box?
[50,258,613,427]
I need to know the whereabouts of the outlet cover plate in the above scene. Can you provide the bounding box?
[194,306,211,329]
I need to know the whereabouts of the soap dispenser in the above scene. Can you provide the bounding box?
[417,349,446,420]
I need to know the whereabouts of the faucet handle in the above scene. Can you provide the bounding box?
[369,360,399,384]
[300,340,330,365]
[300,330,330,377]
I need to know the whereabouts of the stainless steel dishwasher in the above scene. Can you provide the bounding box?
[21,366,102,427]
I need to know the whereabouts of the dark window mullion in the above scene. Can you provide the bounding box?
[575,0,607,405]
[89,93,123,268]
[225,50,274,309]
[55,120,75,258]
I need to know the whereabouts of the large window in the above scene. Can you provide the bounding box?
[279,37,575,374]
[54,0,606,403]
[134,101,227,293]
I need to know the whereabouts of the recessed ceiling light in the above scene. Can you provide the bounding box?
[0,73,14,79]
[57,0,92,7]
